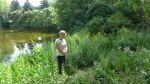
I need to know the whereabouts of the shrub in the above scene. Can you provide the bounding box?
[87,1,114,19]
[87,16,105,34]
[107,12,133,33]
[113,28,150,50]
[116,0,144,25]
[87,12,132,34]
[93,47,150,84]
[64,70,95,84]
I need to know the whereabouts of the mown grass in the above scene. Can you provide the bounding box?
[0,28,149,84]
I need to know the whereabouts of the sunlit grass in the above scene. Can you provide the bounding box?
[0,42,68,83]
[0,29,149,83]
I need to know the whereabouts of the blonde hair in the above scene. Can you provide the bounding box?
[59,30,66,36]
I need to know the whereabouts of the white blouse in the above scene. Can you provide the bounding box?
[55,38,67,56]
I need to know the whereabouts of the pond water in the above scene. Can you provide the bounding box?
[0,29,57,64]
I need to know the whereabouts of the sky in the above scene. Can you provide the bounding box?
[9,0,43,7]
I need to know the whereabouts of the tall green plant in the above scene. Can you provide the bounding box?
[0,42,68,83]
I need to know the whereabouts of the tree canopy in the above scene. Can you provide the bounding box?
[10,0,21,11]
[40,0,49,9]
[23,0,32,11]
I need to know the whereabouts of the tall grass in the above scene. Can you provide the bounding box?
[0,42,67,83]
[64,28,150,83]
[92,48,150,83]
[0,28,149,83]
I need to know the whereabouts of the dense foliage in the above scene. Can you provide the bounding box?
[23,0,33,11]
[0,0,149,83]
[0,29,149,83]
[10,0,21,12]
[8,8,56,31]
[0,0,9,13]
[1,0,149,33]
[40,0,49,9]
[54,0,94,31]
[54,0,150,33]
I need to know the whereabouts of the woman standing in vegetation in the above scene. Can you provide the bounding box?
[55,30,67,74]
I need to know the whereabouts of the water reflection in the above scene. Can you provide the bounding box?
[35,36,43,48]
[23,43,31,55]
[0,29,56,52]
[3,38,43,65]
[35,43,42,48]
[10,45,21,62]
[0,29,57,65]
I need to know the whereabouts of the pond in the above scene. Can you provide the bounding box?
[0,28,57,64]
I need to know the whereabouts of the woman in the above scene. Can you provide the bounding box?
[55,30,67,74]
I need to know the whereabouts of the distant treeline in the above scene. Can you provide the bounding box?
[1,0,150,33]
[54,0,150,33]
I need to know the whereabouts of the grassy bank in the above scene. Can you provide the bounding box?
[0,43,67,83]
[64,29,150,83]
[0,28,149,83]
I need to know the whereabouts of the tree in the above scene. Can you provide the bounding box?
[10,0,21,11]
[23,0,32,11]
[40,0,49,9]
[117,0,144,25]
[100,0,113,4]
[0,0,9,27]
[54,0,94,31]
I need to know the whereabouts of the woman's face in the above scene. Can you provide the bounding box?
[59,32,65,38]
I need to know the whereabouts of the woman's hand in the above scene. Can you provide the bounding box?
[62,49,67,56]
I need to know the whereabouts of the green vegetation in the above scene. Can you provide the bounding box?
[40,0,49,9]
[1,0,150,32]
[0,0,9,13]
[64,29,150,83]
[0,0,9,26]
[8,9,55,30]
[54,0,150,33]
[0,0,149,83]
[10,0,21,12]
[0,29,149,83]
[0,43,67,83]
[23,0,33,11]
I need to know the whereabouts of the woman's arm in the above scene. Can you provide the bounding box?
[56,42,66,55]
[56,42,63,53]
